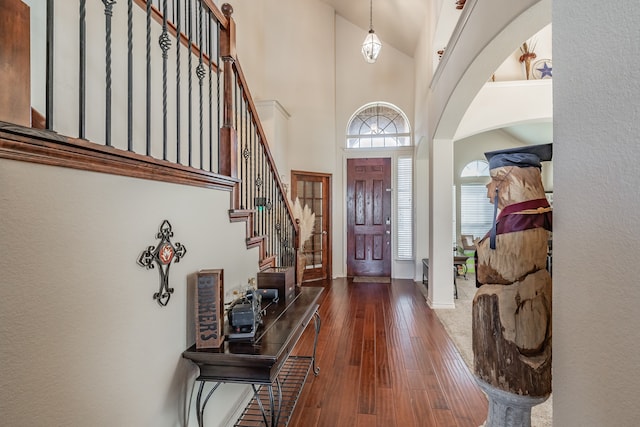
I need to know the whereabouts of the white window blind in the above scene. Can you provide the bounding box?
[452,185,457,247]
[460,184,493,239]
[396,156,413,259]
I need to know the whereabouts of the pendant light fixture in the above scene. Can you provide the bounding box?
[361,0,382,63]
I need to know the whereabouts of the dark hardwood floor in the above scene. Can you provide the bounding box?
[289,277,488,427]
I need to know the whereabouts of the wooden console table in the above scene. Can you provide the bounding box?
[182,286,323,426]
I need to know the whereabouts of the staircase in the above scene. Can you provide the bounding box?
[0,0,298,275]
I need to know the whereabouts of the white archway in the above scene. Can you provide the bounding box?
[426,0,552,308]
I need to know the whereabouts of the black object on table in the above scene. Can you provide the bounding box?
[182,286,323,426]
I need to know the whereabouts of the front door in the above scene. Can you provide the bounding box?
[346,158,392,277]
[291,171,332,282]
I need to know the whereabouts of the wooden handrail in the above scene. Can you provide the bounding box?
[232,59,299,242]
[0,121,239,191]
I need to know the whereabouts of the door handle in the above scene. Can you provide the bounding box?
[322,231,327,235]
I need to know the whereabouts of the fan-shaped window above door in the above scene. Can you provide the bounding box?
[461,160,490,178]
[346,103,411,148]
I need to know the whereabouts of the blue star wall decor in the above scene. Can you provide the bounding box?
[532,59,552,79]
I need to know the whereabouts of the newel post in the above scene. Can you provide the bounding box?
[219,4,238,178]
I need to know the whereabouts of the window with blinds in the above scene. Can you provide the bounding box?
[397,155,413,259]
[460,184,493,239]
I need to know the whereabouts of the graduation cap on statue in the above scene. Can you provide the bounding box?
[485,143,552,171]
[484,143,553,249]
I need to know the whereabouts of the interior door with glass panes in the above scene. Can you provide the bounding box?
[291,171,332,282]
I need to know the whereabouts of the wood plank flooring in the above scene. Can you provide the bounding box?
[288,278,487,427]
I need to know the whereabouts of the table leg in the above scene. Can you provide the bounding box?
[453,267,458,299]
[195,381,221,427]
[312,311,321,375]
[252,380,282,426]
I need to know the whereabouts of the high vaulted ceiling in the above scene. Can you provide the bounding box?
[320,0,428,57]
[320,0,553,147]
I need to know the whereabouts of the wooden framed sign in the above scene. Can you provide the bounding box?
[195,269,224,349]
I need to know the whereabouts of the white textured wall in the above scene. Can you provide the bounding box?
[455,80,552,141]
[255,100,291,198]
[334,14,416,278]
[227,0,337,173]
[0,160,258,426]
[553,2,640,425]
[227,1,415,278]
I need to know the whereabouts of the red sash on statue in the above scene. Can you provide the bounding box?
[475,198,552,288]
[480,198,552,242]
[495,198,552,235]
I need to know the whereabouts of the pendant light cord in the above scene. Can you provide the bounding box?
[369,0,373,31]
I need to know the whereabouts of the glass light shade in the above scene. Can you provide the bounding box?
[361,30,382,63]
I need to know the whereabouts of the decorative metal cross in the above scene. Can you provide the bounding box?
[137,220,187,307]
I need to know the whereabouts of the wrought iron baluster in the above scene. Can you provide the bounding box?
[145,0,152,155]
[241,114,248,210]
[250,101,256,228]
[284,195,291,266]
[243,94,248,209]
[79,0,86,139]
[269,168,275,258]
[260,138,265,238]
[196,2,205,169]
[216,24,221,174]
[160,0,171,160]
[289,216,295,267]
[260,134,265,239]
[284,198,289,266]
[208,12,213,172]
[45,0,54,130]
[278,193,282,264]
[102,0,116,147]
[283,197,288,266]
[244,90,250,212]
[187,0,193,166]
[252,118,258,235]
[254,112,259,230]
[274,173,278,261]
[127,0,133,150]
[278,199,287,265]
[274,174,278,262]
[175,0,181,163]
[243,92,249,211]
[266,167,271,257]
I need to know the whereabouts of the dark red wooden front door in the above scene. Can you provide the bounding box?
[346,158,392,277]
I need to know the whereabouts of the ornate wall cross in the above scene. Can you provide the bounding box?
[137,220,187,306]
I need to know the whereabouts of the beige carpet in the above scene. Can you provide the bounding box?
[419,274,553,426]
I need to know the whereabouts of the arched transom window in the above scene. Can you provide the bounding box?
[460,160,490,177]
[346,103,411,148]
